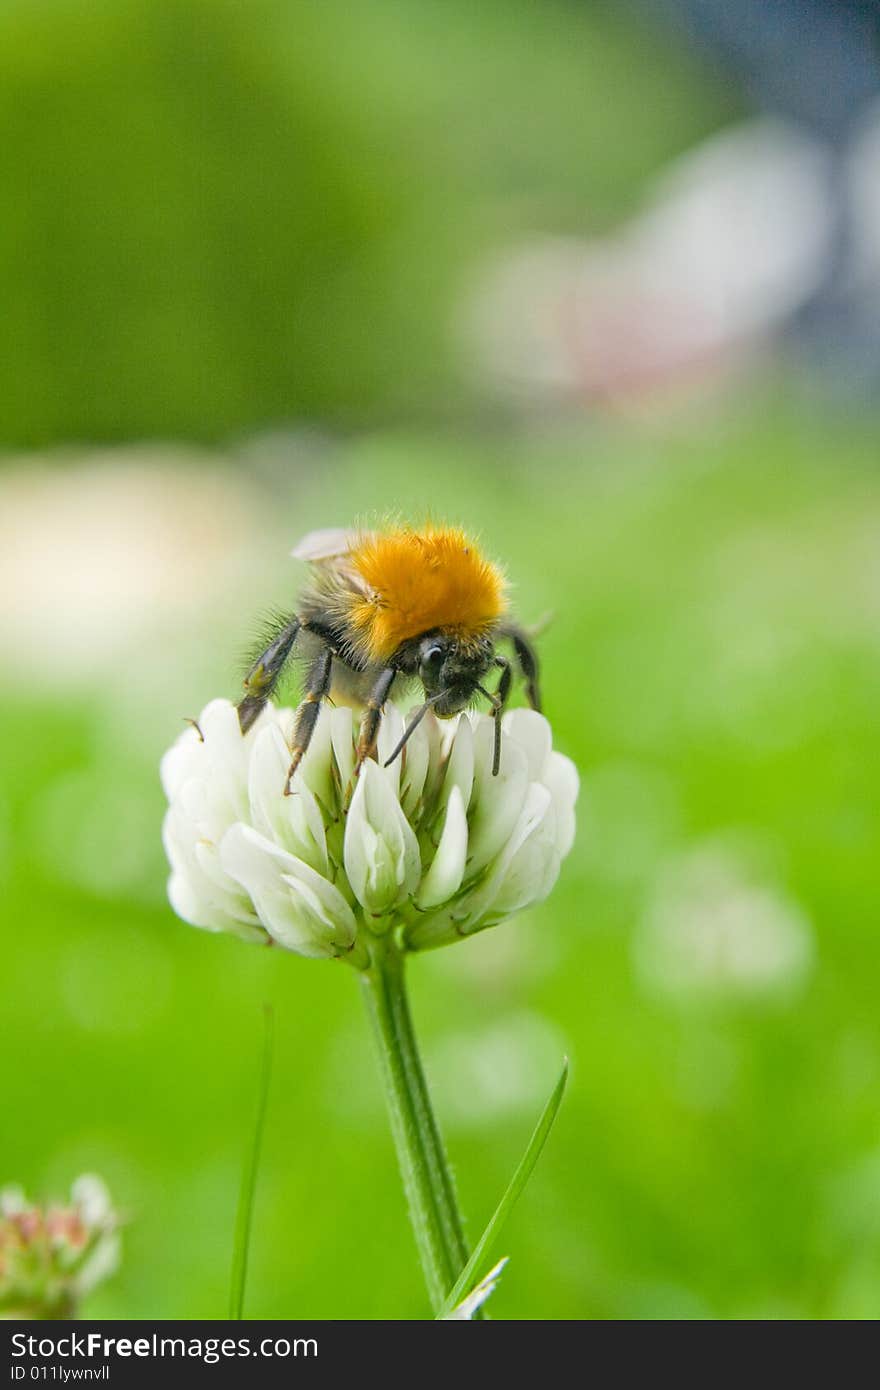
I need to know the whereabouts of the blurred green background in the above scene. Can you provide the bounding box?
[2,0,879,1321]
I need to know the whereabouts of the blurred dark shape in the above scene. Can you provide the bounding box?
[0,0,453,445]
[638,0,880,141]
[468,0,880,412]
[634,0,880,392]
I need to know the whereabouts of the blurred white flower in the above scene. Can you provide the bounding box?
[0,457,271,693]
[635,841,814,1002]
[161,699,577,964]
[0,1175,120,1319]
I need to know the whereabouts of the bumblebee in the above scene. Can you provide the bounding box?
[238,524,541,793]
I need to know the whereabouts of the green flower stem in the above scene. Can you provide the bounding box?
[360,937,471,1315]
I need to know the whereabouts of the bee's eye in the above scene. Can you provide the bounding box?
[419,643,445,680]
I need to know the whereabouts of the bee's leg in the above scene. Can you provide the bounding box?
[479,656,513,776]
[355,668,396,773]
[501,623,542,712]
[238,617,302,733]
[284,645,333,795]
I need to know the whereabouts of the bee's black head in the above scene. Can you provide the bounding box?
[417,631,494,716]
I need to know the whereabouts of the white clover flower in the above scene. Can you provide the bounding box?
[161,698,577,964]
[0,1175,120,1319]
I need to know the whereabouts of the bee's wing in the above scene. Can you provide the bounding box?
[291,527,375,596]
[292,527,377,562]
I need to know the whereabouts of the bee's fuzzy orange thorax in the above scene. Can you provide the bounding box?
[349,526,507,660]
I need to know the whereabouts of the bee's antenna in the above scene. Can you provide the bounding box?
[383,694,444,768]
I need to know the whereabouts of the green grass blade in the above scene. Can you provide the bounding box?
[436,1056,569,1319]
[229,1004,274,1320]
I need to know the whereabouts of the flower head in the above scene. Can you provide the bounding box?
[0,1176,119,1319]
[162,699,577,963]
